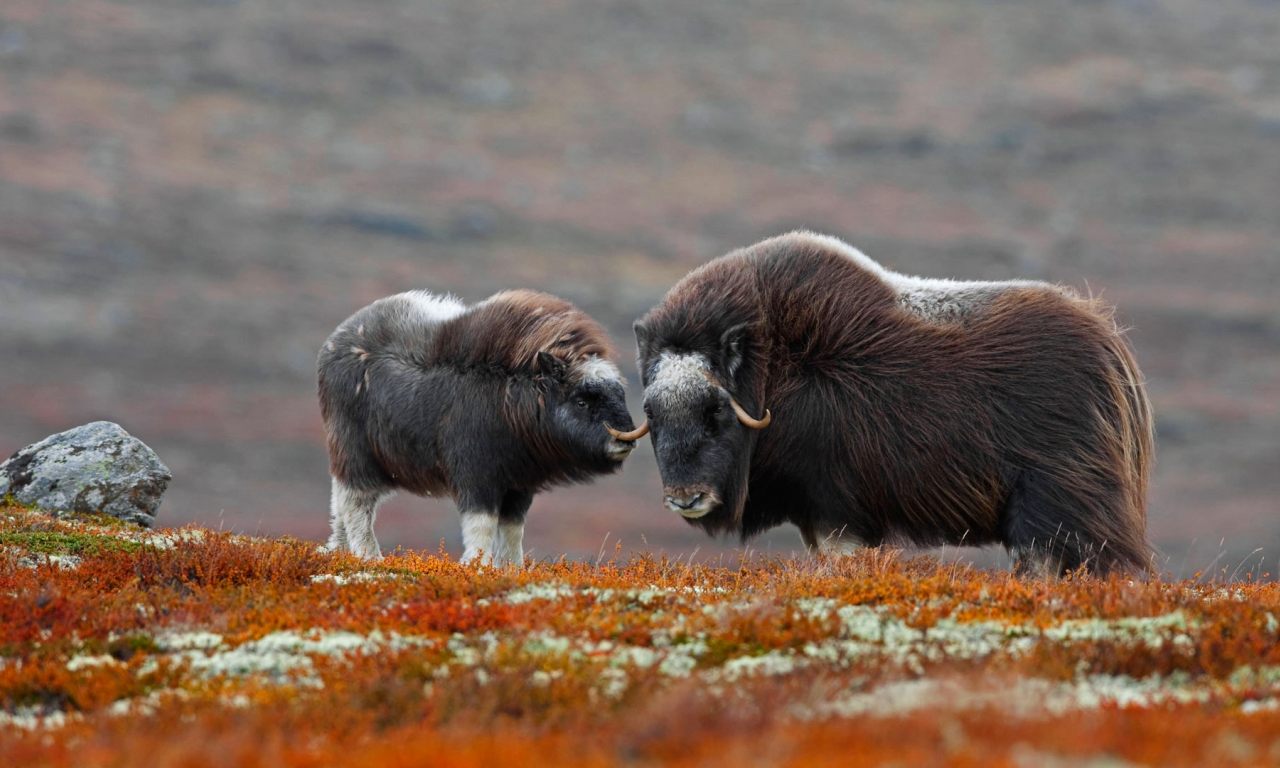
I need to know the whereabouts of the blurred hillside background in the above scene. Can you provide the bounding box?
[1,0,1277,574]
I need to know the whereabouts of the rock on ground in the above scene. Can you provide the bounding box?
[0,422,171,528]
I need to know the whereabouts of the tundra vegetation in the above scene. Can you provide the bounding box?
[2,502,1279,767]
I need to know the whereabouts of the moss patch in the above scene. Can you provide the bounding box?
[50,509,146,530]
[0,530,141,556]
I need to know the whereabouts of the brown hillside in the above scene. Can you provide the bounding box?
[1,0,1277,571]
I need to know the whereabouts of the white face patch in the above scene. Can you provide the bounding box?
[646,352,712,409]
[396,290,467,324]
[573,355,625,386]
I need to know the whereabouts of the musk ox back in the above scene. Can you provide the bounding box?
[318,289,641,563]
[633,231,1154,576]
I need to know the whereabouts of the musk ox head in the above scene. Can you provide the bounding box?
[534,351,641,472]
[631,320,770,529]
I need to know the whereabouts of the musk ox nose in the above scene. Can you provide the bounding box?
[666,492,702,509]
[664,489,711,518]
[607,439,636,461]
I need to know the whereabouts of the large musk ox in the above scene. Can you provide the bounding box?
[633,232,1153,576]
[318,290,642,563]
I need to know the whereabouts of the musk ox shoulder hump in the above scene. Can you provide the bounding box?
[443,289,623,382]
[784,231,1054,323]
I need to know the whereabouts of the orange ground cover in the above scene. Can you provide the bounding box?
[2,505,1279,766]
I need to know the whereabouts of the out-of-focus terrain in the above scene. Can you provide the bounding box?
[1,0,1277,571]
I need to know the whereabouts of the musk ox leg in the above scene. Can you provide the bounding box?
[799,527,818,552]
[1003,471,1119,578]
[1013,550,1066,580]
[330,478,391,559]
[327,482,350,552]
[801,527,860,557]
[497,490,534,566]
[497,523,523,565]
[459,510,500,564]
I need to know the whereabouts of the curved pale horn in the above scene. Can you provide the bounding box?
[730,399,772,429]
[605,422,649,441]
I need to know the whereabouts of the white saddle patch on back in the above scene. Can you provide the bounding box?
[791,231,1047,322]
[893,280,1016,322]
[396,290,467,324]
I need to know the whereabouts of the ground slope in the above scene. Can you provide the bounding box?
[3,505,1280,766]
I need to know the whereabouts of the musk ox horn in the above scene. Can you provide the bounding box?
[605,422,649,441]
[730,399,771,429]
[699,370,772,429]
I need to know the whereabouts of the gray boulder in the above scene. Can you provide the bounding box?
[0,421,171,528]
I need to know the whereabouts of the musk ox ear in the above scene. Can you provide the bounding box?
[633,319,654,382]
[536,351,568,382]
[719,323,749,380]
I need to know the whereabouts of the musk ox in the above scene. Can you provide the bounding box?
[632,231,1154,576]
[318,289,643,563]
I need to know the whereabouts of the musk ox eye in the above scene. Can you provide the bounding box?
[576,398,589,410]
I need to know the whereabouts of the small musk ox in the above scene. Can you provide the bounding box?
[632,231,1154,576]
[318,290,643,563]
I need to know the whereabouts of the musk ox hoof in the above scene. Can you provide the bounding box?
[0,421,171,528]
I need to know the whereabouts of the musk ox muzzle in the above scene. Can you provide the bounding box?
[605,435,639,461]
[663,486,720,518]
[637,352,771,525]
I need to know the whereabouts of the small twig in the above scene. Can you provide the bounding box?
[1229,548,1265,584]
[595,531,612,566]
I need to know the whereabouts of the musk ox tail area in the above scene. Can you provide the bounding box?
[318,291,467,488]
[1008,295,1155,578]
[1096,304,1156,573]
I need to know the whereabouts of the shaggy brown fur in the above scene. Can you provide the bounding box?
[634,232,1153,576]
[432,290,616,375]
